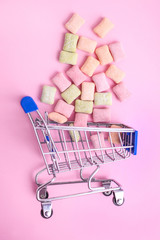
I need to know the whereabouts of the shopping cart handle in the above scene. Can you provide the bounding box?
[132,130,138,155]
[21,96,38,113]
[126,130,138,155]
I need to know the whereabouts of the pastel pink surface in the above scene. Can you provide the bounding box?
[52,72,71,92]
[112,82,131,101]
[54,99,74,118]
[92,72,110,92]
[93,108,111,122]
[1,1,160,240]
[74,113,88,127]
[66,65,87,86]
[109,42,125,62]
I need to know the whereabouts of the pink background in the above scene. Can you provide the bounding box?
[0,0,160,239]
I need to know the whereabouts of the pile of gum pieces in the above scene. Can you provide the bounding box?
[40,13,131,144]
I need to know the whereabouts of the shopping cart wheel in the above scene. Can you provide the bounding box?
[103,190,112,196]
[39,188,49,199]
[40,191,49,199]
[112,189,124,206]
[41,202,53,219]
[40,209,53,219]
[112,196,125,206]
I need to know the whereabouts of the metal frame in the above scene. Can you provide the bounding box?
[28,111,134,174]
[35,166,124,218]
[26,110,135,218]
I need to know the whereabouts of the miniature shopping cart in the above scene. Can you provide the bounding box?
[21,96,138,219]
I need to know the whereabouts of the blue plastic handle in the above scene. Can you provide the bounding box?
[132,130,138,155]
[20,96,38,113]
[126,130,138,155]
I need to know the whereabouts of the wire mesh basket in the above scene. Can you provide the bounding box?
[21,96,138,218]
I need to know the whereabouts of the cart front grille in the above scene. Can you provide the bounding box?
[32,119,134,175]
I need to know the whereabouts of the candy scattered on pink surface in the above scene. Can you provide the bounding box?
[81,82,95,101]
[90,133,106,149]
[61,84,81,104]
[52,72,71,92]
[93,17,114,38]
[108,42,125,62]
[54,99,74,118]
[94,92,112,106]
[41,85,56,105]
[93,108,111,123]
[63,33,79,53]
[112,82,131,101]
[106,64,125,83]
[77,36,97,54]
[48,112,67,124]
[92,72,110,92]
[95,45,113,65]
[66,65,87,86]
[81,56,100,77]
[59,51,78,65]
[75,99,93,114]
[108,125,121,144]
[65,13,85,34]
[74,113,88,127]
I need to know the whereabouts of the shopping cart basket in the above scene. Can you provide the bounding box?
[21,96,138,219]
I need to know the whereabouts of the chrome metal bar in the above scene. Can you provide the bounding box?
[68,127,79,160]
[88,165,105,191]
[37,110,61,173]
[37,186,121,202]
[36,125,135,133]
[61,130,72,170]
[58,129,71,170]
[42,145,133,155]
[108,132,116,161]
[36,177,55,201]
[114,147,126,159]
[95,153,105,163]
[104,150,115,161]
[28,113,52,174]
[41,129,57,170]
[130,132,133,155]
[97,131,105,162]
[79,131,88,161]
[72,130,83,167]
[35,167,50,186]
[84,131,94,164]
[118,132,126,158]
[80,168,88,181]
